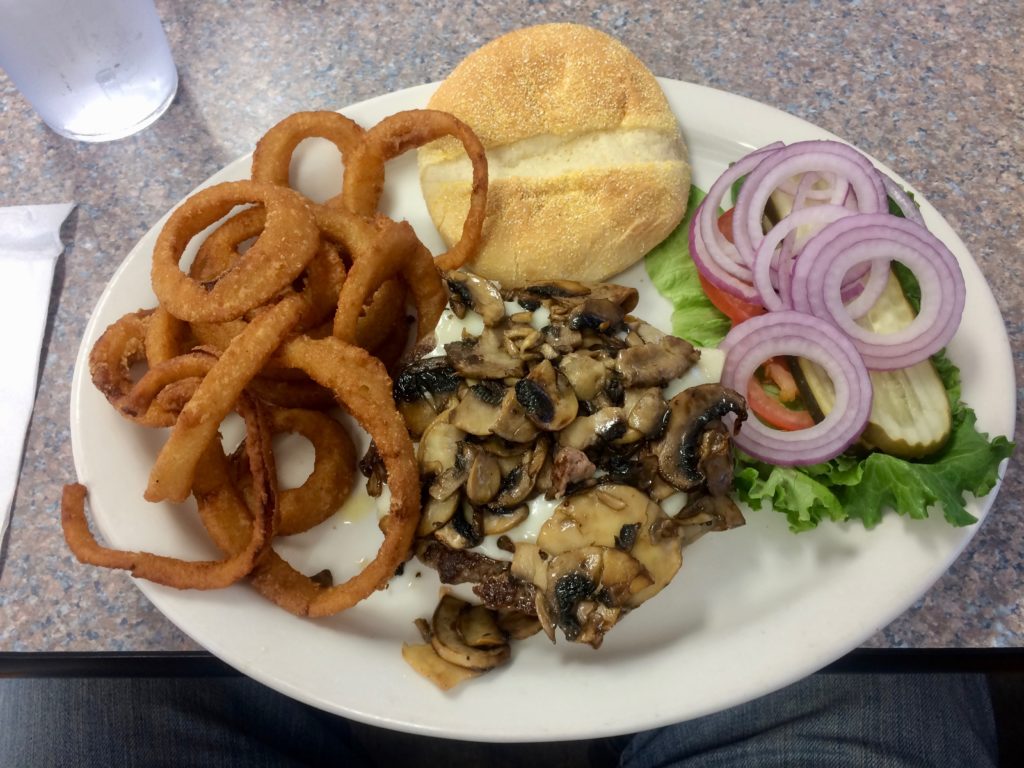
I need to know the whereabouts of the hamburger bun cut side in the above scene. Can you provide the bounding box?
[419,23,690,285]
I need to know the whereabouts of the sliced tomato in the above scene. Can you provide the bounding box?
[763,358,800,402]
[694,208,767,325]
[698,272,766,325]
[713,211,809,429]
[746,377,815,431]
[717,207,736,242]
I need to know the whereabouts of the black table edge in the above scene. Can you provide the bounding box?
[2,648,1024,678]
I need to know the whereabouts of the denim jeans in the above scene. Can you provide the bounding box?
[621,673,997,768]
[0,673,997,767]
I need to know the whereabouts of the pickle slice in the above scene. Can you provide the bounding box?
[794,272,951,459]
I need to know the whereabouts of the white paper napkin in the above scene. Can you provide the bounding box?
[0,203,75,544]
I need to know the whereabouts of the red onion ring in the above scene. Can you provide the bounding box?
[732,141,888,269]
[689,201,764,303]
[880,173,926,226]
[787,214,894,320]
[752,204,855,311]
[794,171,849,207]
[693,142,784,288]
[779,173,851,269]
[720,312,873,465]
[789,215,965,370]
[776,173,847,202]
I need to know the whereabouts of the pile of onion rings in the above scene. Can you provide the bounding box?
[62,108,489,617]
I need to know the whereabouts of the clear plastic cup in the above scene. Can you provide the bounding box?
[0,0,178,142]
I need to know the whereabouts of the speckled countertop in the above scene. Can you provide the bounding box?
[0,0,1020,657]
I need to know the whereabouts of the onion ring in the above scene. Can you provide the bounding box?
[252,110,365,188]
[319,210,442,344]
[252,336,420,617]
[313,206,445,343]
[69,106,490,620]
[353,279,409,353]
[371,315,415,372]
[151,180,319,323]
[246,373,336,410]
[190,206,267,282]
[122,349,217,424]
[190,238,347,353]
[146,294,306,503]
[89,309,190,427]
[145,307,192,367]
[337,109,487,271]
[192,208,348,328]
[152,377,202,416]
[61,392,276,589]
[88,309,152,415]
[233,407,357,536]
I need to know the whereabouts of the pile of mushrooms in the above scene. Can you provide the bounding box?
[401,592,541,690]
[390,272,748,683]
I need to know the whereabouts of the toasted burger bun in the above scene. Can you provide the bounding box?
[418,23,690,285]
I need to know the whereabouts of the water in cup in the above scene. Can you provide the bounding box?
[0,0,178,142]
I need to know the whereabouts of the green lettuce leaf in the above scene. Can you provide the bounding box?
[930,349,963,419]
[733,403,1012,531]
[734,461,846,532]
[836,406,1013,528]
[648,185,1015,533]
[644,187,731,347]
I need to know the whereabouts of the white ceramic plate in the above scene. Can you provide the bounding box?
[70,80,1016,742]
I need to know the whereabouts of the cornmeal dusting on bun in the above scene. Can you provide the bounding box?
[419,23,690,285]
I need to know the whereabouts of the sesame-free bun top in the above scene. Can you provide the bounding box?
[418,23,690,285]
